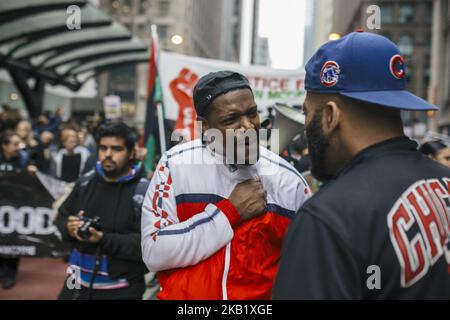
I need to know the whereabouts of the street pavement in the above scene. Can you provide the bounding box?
[0,257,160,300]
[0,257,67,300]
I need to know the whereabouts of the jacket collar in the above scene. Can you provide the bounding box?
[204,141,260,173]
[95,161,142,184]
[336,136,418,178]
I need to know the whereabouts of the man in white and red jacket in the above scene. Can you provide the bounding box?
[141,71,310,300]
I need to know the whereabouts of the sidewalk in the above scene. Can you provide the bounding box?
[0,257,67,300]
[0,257,159,300]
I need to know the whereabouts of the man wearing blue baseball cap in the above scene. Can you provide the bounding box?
[274,31,450,299]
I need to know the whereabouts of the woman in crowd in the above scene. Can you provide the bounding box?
[15,119,38,151]
[50,127,94,182]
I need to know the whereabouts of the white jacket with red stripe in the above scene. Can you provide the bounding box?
[141,139,310,299]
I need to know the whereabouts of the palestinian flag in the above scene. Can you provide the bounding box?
[142,26,164,173]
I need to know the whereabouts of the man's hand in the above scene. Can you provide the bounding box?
[228,178,267,221]
[76,227,104,244]
[67,213,83,238]
[135,146,148,161]
[67,210,104,243]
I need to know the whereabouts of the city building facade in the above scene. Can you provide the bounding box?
[332,0,433,134]
[97,0,243,124]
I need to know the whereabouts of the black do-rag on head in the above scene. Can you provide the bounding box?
[193,71,252,117]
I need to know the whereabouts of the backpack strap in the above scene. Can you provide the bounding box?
[132,177,150,216]
[77,169,96,192]
[19,150,28,170]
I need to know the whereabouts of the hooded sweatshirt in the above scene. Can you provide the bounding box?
[56,162,148,289]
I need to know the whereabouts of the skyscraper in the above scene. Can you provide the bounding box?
[97,0,243,124]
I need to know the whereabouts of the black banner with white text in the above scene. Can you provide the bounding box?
[0,172,70,257]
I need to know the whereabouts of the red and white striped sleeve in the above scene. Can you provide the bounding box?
[141,154,240,272]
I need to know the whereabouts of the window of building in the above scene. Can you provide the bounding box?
[140,0,149,14]
[425,2,433,24]
[424,64,430,91]
[157,25,168,39]
[405,61,413,86]
[380,3,394,24]
[159,0,170,17]
[405,80,414,97]
[425,35,431,56]
[379,31,392,41]
[398,34,414,56]
[122,5,130,15]
[233,0,241,17]
[138,24,149,38]
[108,65,136,102]
[399,3,415,23]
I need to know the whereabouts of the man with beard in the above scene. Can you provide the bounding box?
[274,31,450,299]
[141,71,310,299]
[56,122,148,299]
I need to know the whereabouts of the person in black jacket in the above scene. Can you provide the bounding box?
[274,32,450,299]
[28,130,55,173]
[56,122,148,300]
[0,130,36,290]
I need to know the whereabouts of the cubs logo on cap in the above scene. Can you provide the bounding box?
[390,54,405,79]
[320,61,340,87]
[305,31,438,111]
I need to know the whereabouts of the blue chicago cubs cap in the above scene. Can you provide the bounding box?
[305,31,438,111]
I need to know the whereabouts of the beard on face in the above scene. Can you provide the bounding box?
[305,108,334,182]
[101,157,130,179]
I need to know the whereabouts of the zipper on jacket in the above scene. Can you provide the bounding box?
[112,184,122,232]
[221,242,231,300]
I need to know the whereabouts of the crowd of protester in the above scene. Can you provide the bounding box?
[0,98,449,297]
[0,105,103,180]
[0,104,153,291]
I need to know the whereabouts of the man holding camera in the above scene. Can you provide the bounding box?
[56,122,148,300]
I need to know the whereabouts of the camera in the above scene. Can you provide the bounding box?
[77,216,102,240]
